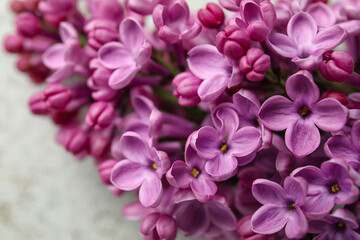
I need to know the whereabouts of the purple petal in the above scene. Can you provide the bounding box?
[311,98,348,131]
[287,12,317,45]
[242,1,262,24]
[139,174,162,207]
[351,120,360,150]
[251,205,288,235]
[98,42,134,69]
[59,22,78,43]
[122,202,154,220]
[120,131,151,165]
[205,154,238,180]
[111,160,147,190]
[331,208,359,229]
[302,193,334,218]
[306,2,336,27]
[212,104,240,138]
[267,32,297,58]
[120,17,145,53]
[321,160,349,181]
[229,126,261,157]
[175,201,209,236]
[313,26,347,50]
[219,0,240,11]
[181,22,202,40]
[285,119,321,158]
[198,74,229,102]
[284,176,307,204]
[42,43,66,70]
[187,44,229,79]
[292,166,325,187]
[168,0,189,29]
[291,51,323,70]
[191,177,218,201]
[166,160,191,188]
[185,136,206,168]
[108,63,138,89]
[233,89,260,120]
[286,70,319,106]
[193,126,221,160]
[325,135,359,164]
[207,201,237,231]
[285,210,308,239]
[46,64,74,83]
[258,96,298,131]
[158,25,180,44]
[252,178,287,205]
[140,213,160,235]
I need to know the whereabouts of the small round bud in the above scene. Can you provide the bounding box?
[321,90,348,106]
[4,34,24,53]
[16,12,42,38]
[320,50,354,82]
[172,71,202,107]
[43,83,72,110]
[239,48,270,82]
[198,3,225,29]
[85,101,115,130]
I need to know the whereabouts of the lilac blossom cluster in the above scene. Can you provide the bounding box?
[5,0,360,239]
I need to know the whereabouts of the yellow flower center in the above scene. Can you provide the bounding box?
[190,167,200,178]
[219,143,229,153]
[152,163,158,170]
[330,183,341,193]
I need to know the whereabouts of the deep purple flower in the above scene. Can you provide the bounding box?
[98,17,152,89]
[191,104,261,180]
[111,131,170,207]
[292,159,359,219]
[258,70,348,157]
[174,190,237,237]
[251,176,309,239]
[308,208,360,240]
[267,12,347,70]
[187,44,242,102]
[152,0,201,44]
[167,133,218,202]
[42,22,88,83]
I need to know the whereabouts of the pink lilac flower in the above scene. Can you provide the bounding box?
[167,132,218,202]
[308,208,360,240]
[187,44,242,102]
[191,104,261,180]
[258,70,348,158]
[251,176,309,239]
[98,17,152,89]
[42,22,89,83]
[111,131,170,207]
[152,0,201,44]
[267,12,347,70]
[292,159,359,219]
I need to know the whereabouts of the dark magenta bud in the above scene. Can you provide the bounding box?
[85,101,115,130]
[320,50,354,82]
[172,71,202,107]
[216,24,251,60]
[239,48,270,82]
[3,34,24,53]
[16,12,42,38]
[198,3,225,29]
[321,90,348,106]
[43,83,72,110]
[98,159,117,185]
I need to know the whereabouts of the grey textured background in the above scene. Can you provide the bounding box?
[0,0,213,239]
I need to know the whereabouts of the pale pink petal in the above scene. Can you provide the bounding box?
[139,174,162,207]
[111,160,147,190]
[42,43,66,70]
[267,32,298,58]
[287,12,317,45]
[198,74,229,102]
[120,17,145,53]
[108,63,138,89]
[251,205,288,234]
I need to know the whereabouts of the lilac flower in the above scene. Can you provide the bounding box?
[258,70,348,158]
[236,0,277,41]
[187,44,242,102]
[251,176,309,239]
[292,159,359,219]
[42,22,89,83]
[233,89,272,149]
[98,17,152,89]
[174,190,237,237]
[152,0,201,44]
[267,12,347,70]
[167,133,218,202]
[191,104,261,180]
[111,131,170,207]
[308,208,360,240]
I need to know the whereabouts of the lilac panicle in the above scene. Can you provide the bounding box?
[258,70,348,158]
[267,12,347,70]
[111,132,170,207]
[152,0,201,44]
[98,17,152,89]
[251,176,309,239]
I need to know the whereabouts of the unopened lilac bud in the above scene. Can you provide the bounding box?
[10,0,25,13]
[140,213,177,240]
[198,3,224,29]
[4,34,24,53]
[91,66,112,86]
[98,159,117,185]
[43,84,72,110]
[64,128,89,155]
[321,90,348,106]
[16,54,31,72]
[216,25,251,60]
[50,111,76,125]
[23,0,41,12]
[28,64,49,84]
[16,12,41,38]
[239,48,270,82]
[89,134,111,159]
[85,101,115,130]
[320,50,354,82]
[86,21,119,51]
[29,92,48,115]
[43,14,65,28]
[172,71,202,107]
